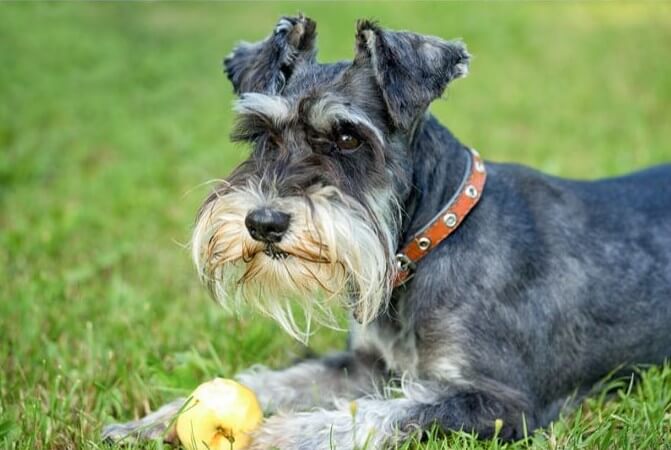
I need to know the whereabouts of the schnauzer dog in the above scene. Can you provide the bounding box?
[104,15,671,449]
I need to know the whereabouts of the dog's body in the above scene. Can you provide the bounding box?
[103,16,671,449]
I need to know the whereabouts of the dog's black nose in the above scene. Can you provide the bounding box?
[245,207,291,243]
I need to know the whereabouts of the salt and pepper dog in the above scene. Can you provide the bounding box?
[104,15,671,449]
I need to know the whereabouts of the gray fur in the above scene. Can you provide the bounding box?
[103,15,671,448]
[224,15,317,95]
[353,20,470,130]
[234,352,385,413]
[249,397,420,450]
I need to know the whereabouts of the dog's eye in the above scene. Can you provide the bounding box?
[335,133,361,152]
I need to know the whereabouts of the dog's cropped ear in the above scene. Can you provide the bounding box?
[353,20,470,130]
[224,14,317,95]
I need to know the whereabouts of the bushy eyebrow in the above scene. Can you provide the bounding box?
[233,93,292,124]
[305,94,385,147]
[230,92,385,150]
[231,93,293,141]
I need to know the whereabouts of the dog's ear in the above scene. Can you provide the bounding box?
[353,20,470,130]
[224,14,317,95]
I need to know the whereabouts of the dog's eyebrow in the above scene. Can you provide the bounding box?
[306,94,384,146]
[233,93,293,128]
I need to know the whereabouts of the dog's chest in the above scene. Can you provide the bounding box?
[349,304,468,383]
[350,317,419,375]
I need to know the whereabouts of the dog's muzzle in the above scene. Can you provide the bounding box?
[192,185,394,341]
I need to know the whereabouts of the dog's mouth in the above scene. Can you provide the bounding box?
[263,244,289,260]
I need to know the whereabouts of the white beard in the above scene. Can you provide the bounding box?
[192,181,398,343]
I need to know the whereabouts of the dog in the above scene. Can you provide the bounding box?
[103,15,671,449]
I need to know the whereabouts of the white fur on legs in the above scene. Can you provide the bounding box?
[102,353,383,445]
[101,397,185,444]
[235,354,382,413]
[249,397,423,450]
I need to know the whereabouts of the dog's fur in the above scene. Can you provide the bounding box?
[103,16,671,449]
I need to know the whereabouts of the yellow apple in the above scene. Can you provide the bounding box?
[176,378,263,450]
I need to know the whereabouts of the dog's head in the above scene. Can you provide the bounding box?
[192,16,469,340]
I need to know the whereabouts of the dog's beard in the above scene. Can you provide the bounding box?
[192,183,397,342]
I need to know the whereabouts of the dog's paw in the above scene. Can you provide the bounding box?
[252,411,354,450]
[102,421,160,444]
[249,398,414,449]
[249,409,356,450]
[101,397,184,444]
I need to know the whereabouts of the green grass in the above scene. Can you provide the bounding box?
[1,2,670,449]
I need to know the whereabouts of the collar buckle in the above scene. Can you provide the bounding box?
[395,253,415,272]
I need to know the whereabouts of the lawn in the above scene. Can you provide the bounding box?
[1,2,670,449]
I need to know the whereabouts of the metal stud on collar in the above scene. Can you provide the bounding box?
[417,237,432,251]
[443,212,458,227]
[465,185,479,198]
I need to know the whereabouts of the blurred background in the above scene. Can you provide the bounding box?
[1,2,670,448]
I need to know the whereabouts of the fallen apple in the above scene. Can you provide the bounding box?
[176,378,263,450]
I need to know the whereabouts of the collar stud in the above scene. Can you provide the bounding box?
[417,237,432,251]
[443,212,458,227]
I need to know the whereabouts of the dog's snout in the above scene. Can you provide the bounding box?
[245,207,291,243]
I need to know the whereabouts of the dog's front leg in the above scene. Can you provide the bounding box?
[102,351,383,444]
[235,351,384,413]
[101,397,185,444]
[250,386,533,449]
[250,397,416,450]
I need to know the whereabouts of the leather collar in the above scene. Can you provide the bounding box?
[394,148,487,287]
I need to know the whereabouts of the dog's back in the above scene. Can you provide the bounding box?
[448,159,671,417]
[557,163,671,372]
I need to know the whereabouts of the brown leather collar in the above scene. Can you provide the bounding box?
[394,148,487,287]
